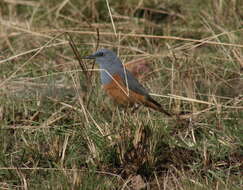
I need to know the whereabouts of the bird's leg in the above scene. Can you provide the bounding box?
[131,104,141,114]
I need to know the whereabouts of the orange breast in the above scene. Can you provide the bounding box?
[102,74,146,107]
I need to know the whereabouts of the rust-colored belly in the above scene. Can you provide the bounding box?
[102,74,146,107]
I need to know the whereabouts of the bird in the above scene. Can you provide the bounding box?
[83,48,172,116]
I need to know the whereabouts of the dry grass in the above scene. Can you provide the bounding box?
[0,0,242,189]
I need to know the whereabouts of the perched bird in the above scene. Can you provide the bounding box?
[84,48,172,116]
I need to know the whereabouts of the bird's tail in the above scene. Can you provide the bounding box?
[146,96,194,119]
[145,96,173,116]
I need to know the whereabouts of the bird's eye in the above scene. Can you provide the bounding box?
[98,52,104,56]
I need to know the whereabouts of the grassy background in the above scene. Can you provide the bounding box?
[0,0,242,189]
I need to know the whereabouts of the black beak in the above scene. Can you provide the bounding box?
[81,55,96,59]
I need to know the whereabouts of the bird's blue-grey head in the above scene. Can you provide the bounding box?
[84,48,124,85]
